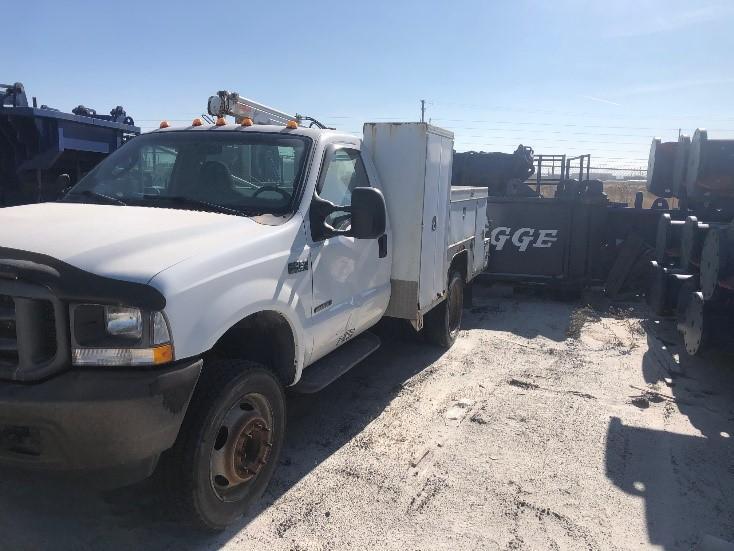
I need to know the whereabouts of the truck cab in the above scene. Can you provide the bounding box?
[0,96,488,530]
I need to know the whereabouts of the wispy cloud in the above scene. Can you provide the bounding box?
[617,77,734,97]
[606,5,731,37]
[580,95,622,107]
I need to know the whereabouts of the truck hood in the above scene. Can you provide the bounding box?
[0,203,273,284]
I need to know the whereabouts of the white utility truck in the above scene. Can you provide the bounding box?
[0,92,488,529]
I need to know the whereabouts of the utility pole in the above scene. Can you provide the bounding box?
[420,99,426,123]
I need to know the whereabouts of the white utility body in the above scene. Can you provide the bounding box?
[364,122,489,329]
[0,94,489,529]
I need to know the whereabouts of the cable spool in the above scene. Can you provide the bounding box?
[675,276,699,330]
[647,138,676,197]
[679,291,734,356]
[678,216,727,271]
[685,128,734,199]
[648,261,695,316]
[655,213,685,265]
[672,134,691,198]
[648,261,667,315]
[699,223,734,300]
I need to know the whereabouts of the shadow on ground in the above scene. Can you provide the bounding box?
[605,314,734,550]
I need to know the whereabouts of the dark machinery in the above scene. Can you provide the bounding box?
[644,128,734,357]
[0,81,139,206]
[452,145,535,195]
[647,138,677,198]
[685,129,734,201]
[472,127,734,346]
[457,145,664,295]
[647,129,734,208]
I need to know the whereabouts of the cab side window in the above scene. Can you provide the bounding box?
[318,148,370,229]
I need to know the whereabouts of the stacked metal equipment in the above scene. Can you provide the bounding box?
[0,81,140,206]
[647,129,734,356]
[452,145,535,195]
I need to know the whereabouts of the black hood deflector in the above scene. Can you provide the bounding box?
[0,247,166,310]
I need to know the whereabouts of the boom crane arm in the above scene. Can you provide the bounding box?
[207,91,296,126]
[207,90,332,129]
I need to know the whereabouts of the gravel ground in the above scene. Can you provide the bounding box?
[1,284,733,550]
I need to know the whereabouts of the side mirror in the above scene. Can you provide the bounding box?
[309,186,386,241]
[350,187,386,239]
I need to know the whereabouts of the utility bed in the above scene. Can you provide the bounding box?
[363,122,489,327]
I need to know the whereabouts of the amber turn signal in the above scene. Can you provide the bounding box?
[152,344,174,365]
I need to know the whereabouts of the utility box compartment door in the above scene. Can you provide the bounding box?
[363,122,455,320]
[474,194,490,275]
[419,131,451,310]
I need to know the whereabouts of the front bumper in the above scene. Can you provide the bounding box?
[0,358,201,486]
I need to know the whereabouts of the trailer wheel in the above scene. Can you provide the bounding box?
[424,270,464,348]
[157,359,285,531]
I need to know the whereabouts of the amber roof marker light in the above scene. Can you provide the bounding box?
[215,116,227,127]
[159,120,170,129]
[241,117,253,127]
[191,118,203,127]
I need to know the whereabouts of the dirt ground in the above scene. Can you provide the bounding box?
[1,283,733,550]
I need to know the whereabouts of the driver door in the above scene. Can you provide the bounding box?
[307,145,390,363]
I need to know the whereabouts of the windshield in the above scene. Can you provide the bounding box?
[64,131,311,216]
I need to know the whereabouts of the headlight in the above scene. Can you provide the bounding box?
[105,306,143,339]
[70,304,173,367]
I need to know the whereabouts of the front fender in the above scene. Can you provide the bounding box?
[149,220,313,380]
[160,272,311,379]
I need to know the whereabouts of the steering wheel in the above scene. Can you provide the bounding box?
[252,186,290,199]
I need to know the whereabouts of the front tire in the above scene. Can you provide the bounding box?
[158,359,286,531]
[424,270,464,348]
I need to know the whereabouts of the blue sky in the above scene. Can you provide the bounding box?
[6,0,734,169]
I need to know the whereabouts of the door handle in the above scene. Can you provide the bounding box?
[431,216,437,231]
[378,234,388,258]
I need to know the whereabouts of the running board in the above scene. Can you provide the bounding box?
[292,332,381,394]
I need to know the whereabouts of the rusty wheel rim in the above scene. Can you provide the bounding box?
[209,393,273,502]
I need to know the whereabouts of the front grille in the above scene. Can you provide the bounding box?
[38,300,58,361]
[0,295,18,366]
[0,291,62,379]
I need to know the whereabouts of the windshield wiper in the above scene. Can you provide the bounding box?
[68,190,127,205]
[141,195,248,216]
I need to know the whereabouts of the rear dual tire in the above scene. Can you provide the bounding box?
[424,270,464,348]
